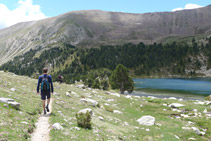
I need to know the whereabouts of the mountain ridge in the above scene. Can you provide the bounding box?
[0,5,211,65]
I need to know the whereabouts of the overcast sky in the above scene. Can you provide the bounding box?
[0,0,210,29]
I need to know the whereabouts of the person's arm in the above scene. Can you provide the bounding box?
[50,75,54,93]
[37,77,41,94]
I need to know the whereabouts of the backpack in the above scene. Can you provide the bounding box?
[41,75,50,91]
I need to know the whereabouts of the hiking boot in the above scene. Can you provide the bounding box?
[46,106,49,112]
[44,110,47,115]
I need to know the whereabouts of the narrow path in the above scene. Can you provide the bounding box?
[31,99,53,141]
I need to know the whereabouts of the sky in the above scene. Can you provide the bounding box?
[0,0,210,29]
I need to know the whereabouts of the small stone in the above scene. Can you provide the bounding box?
[113,110,123,114]
[10,88,16,91]
[169,97,177,100]
[146,129,150,131]
[66,92,71,97]
[203,109,207,114]
[99,116,104,121]
[75,127,80,131]
[52,123,63,130]
[78,108,92,115]
[169,103,184,108]
[137,115,155,126]
[175,135,180,139]
[188,138,197,140]
[21,122,28,125]
[8,101,20,110]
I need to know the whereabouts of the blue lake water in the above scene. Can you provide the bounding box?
[132,78,211,99]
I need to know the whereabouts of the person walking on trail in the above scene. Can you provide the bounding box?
[37,68,54,114]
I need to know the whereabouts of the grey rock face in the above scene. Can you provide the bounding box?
[0,6,211,65]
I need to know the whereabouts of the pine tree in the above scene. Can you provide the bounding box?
[109,64,134,94]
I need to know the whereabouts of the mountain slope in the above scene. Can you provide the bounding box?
[0,71,211,140]
[0,5,211,65]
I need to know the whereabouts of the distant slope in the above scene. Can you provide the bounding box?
[0,5,211,65]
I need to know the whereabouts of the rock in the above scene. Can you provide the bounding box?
[0,98,14,103]
[75,127,80,131]
[71,91,78,95]
[175,135,180,139]
[188,138,197,140]
[182,127,192,130]
[66,92,71,97]
[110,93,120,97]
[113,110,123,114]
[104,103,110,106]
[169,103,184,108]
[78,108,92,115]
[52,123,63,130]
[148,96,156,99]
[178,98,183,101]
[137,115,155,126]
[8,101,20,110]
[80,98,98,107]
[10,88,16,91]
[203,109,207,114]
[192,127,204,135]
[3,104,8,107]
[125,95,131,99]
[21,122,28,124]
[99,116,104,121]
[162,104,167,106]
[194,101,205,105]
[193,109,198,112]
[107,99,114,102]
[181,114,190,118]
[146,129,150,131]
[123,121,129,126]
[169,97,177,100]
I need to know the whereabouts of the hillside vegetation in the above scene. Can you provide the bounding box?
[0,71,211,140]
[1,37,211,87]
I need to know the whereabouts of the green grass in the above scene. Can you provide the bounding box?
[0,71,211,140]
[0,72,42,140]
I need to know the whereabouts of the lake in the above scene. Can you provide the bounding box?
[132,78,211,100]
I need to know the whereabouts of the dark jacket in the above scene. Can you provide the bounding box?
[37,74,54,93]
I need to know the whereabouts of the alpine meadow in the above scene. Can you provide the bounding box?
[0,1,211,141]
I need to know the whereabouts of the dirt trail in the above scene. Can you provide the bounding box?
[31,100,53,141]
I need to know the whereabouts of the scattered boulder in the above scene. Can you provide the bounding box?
[113,110,123,114]
[137,115,155,126]
[78,108,92,115]
[125,95,131,99]
[192,127,205,136]
[80,98,98,107]
[169,103,184,108]
[66,92,71,97]
[8,101,20,110]
[52,123,63,130]
[10,88,16,92]
[0,98,14,103]
[188,138,197,141]
[203,109,207,114]
[194,101,205,105]
[98,116,104,121]
[169,97,177,100]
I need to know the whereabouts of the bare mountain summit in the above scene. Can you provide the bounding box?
[0,5,211,65]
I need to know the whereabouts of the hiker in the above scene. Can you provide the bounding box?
[37,68,54,114]
[57,75,63,84]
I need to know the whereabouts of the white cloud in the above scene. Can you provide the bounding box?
[0,0,47,29]
[172,4,203,12]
